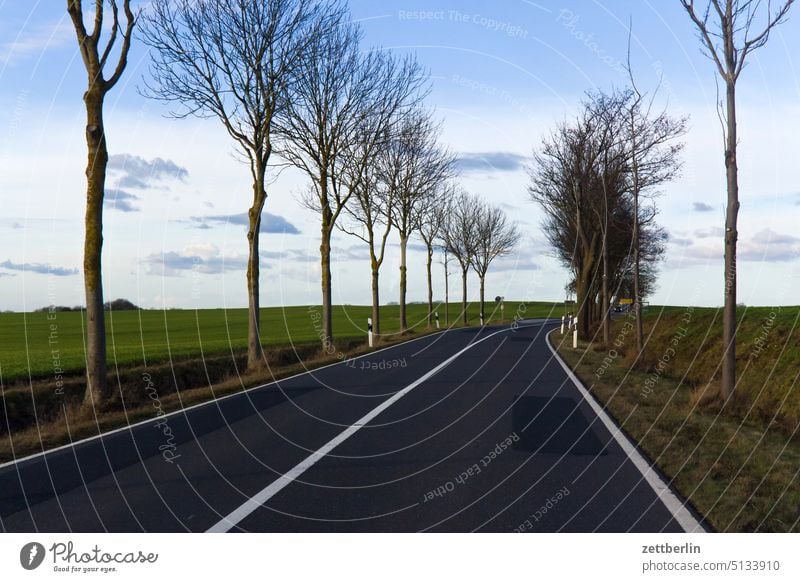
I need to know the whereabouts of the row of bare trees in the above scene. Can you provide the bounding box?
[528,0,794,406]
[67,0,519,408]
[424,191,521,328]
[340,108,454,335]
[339,112,521,337]
[140,0,431,365]
[529,88,686,343]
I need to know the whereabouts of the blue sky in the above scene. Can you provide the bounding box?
[1,0,800,312]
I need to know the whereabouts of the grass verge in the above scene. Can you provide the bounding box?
[0,328,442,464]
[552,307,800,532]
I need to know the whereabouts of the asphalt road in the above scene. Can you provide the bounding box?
[0,319,703,532]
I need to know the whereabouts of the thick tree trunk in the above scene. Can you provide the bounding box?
[721,80,739,400]
[576,261,593,341]
[577,282,586,338]
[426,246,433,327]
[461,267,468,326]
[320,216,334,352]
[82,88,109,407]
[246,161,267,370]
[371,264,380,336]
[399,233,408,331]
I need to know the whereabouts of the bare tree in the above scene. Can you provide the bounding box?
[384,108,454,331]
[338,134,394,337]
[529,91,675,341]
[277,13,424,349]
[530,106,606,340]
[441,246,452,325]
[418,186,452,328]
[624,39,688,352]
[471,203,521,326]
[443,190,480,326]
[679,0,793,399]
[337,54,424,337]
[140,0,323,370]
[67,0,136,406]
[587,90,630,345]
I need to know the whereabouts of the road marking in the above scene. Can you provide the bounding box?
[207,325,520,532]
[545,331,706,533]
[0,329,447,471]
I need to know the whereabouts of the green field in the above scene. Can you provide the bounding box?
[0,301,563,383]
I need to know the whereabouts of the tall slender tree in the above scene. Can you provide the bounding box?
[384,108,453,331]
[587,90,630,346]
[622,24,689,353]
[530,108,605,340]
[471,203,521,326]
[679,0,793,399]
[337,54,425,337]
[418,187,451,328]
[277,13,423,349]
[67,0,136,406]
[440,246,453,326]
[443,190,480,326]
[338,131,394,338]
[140,0,324,370]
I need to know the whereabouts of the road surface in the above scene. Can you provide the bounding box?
[0,319,705,532]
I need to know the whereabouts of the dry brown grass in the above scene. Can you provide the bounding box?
[0,329,432,463]
[553,317,800,532]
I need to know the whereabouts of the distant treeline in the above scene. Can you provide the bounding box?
[35,299,140,313]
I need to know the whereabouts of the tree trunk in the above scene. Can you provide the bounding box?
[320,216,334,352]
[246,161,267,370]
[399,233,408,331]
[444,251,449,325]
[633,188,643,353]
[631,114,644,353]
[721,79,739,400]
[461,267,468,326]
[371,263,380,336]
[82,88,109,407]
[602,233,610,346]
[479,275,486,326]
[426,246,433,327]
[576,260,593,341]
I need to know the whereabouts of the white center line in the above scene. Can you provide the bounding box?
[206,325,524,533]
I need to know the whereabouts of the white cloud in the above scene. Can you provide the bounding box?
[0,19,74,65]
[144,243,248,277]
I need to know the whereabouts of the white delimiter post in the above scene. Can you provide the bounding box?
[367,317,373,348]
[561,315,565,334]
[435,311,440,329]
[572,317,578,349]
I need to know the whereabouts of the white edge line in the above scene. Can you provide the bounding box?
[0,329,449,471]
[545,330,706,533]
[206,326,519,533]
